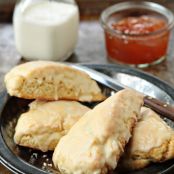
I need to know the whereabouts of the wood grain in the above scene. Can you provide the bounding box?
[1,0,174,22]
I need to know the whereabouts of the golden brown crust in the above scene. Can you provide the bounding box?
[52,89,143,174]
[14,100,90,152]
[4,61,105,102]
[119,107,174,171]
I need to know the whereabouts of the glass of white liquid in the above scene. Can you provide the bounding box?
[13,0,79,61]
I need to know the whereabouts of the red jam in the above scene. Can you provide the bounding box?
[105,15,169,65]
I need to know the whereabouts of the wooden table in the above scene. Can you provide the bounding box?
[0,1,174,173]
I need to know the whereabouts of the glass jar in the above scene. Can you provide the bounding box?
[100,1,174,68]
[13,0,79,61]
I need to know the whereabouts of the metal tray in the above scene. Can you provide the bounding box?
[0,64,174,174]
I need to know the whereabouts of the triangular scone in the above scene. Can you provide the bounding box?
[52,89,143,174]
[14,100,90,152]
[119,107,174,171]
[4,61,104,102]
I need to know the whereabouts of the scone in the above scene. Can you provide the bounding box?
[14,100,90,152]
[119,107,174,171]
[52,89,143,174]
[4,61,104,102]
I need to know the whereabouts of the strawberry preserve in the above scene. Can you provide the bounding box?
[101,2,174,67]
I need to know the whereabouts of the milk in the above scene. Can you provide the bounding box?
[13,1,79,61]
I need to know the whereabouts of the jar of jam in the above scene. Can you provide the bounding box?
[100,1,174,68]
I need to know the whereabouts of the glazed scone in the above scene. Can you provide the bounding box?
[14,100,90,152]
[53,89,143,174]
[119,107,174,171]
[4,61,104,102]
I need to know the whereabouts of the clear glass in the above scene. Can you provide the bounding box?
[100,1,174,68]
[13,0,79,61]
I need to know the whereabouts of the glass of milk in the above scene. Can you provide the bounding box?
[13,0,79,61]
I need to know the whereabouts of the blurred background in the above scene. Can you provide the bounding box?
[1,0,174,22]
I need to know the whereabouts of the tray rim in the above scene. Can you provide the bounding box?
[81,63,174,101]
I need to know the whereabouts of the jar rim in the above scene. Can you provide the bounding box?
[100,1,174,37]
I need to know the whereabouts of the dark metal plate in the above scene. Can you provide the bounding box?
[0,64,174,174]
